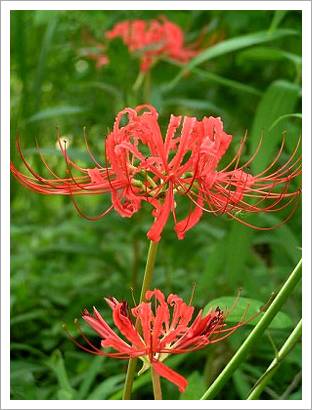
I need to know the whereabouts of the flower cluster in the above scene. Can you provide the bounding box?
[67,289,247,392]
[86,17,199,72]
[11,104,301,242]
[106,17,199,72]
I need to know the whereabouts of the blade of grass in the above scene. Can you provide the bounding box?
[269,113,302,131]
[162,61,262,97]
[27,105,86,122]
[46,350,76,399]
[223,223,253,290]
[77,356,105,399]
[237,47,301,68]
[269,11,288,31]
[11,11,29,122]
[250,80,301,174]
[200,259,302,400]
[32,14,58,112]
[193,68,262,96]
[168,29,298,90]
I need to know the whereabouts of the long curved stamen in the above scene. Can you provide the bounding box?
[256,135,301,179]
[15,136,65,191]
[35,137,63,180]
[220,131,248,172]
[233,134,264,173]
[83,127,104,169]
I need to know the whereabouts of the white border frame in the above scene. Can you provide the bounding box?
[1,1,311,409]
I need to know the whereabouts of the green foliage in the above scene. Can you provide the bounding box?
[10,10,301,400]
[169,28,299,89]
[250,80,301,173]
[28,106,87,122]
[180,372,206,399]
[204,296,293,329]
[46,350,77,399]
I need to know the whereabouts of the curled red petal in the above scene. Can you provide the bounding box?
[152,360,188,393]
[146,289,170,343]
[112,302,144,348]
[174,193,204,240]
[147,182,174,242]
[111,187,141,218]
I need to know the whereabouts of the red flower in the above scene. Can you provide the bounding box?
[11,105,301,241]
[67,289,249,393]
[106,17,198,72]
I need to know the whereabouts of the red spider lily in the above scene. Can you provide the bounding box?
[10,104,301,240]
[106,17,198,72]
[65,289,250,393]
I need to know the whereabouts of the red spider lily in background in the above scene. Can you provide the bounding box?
[106,17,199,72]
[10,104,301,242]
[83,43,110,68]
[66,289,250,392]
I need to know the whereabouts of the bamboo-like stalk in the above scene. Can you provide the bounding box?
[200,258,302,400]
[247,319,302,400]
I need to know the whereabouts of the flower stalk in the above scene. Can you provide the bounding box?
[200,258,302,400]
[151,366,163,400]
[247,319,302,400]
[122,240,159,400]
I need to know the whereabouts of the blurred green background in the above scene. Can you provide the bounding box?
[10,10,302,400]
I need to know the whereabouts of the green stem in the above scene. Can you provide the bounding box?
[122,240,159,400]
[130,239,140,291]
[143,71,151,103]
[247,319,302,400]
[200,258,302,400]
[133,71,145,92]
[151,366,162,400]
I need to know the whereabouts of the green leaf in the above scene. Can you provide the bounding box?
[250,80,301,173]
[223,223,254,289]
[27,105,86,122]
[32,15,58,112]
[10,343,46,358]
[204,296,293,329]
[87,374,124,399]
[269,11,288,31]
[189,29,298,66]
[33,10,60,25]
[237,47,301,67]
[45,350,76,399]
[162,60,262,96]
[233,368,252,399]
[256,213,301,265]
[193,68,262,96]
[57,389,74,400]
[77,356,105,399]
[169,29,298,89]
[11,360,47,377]
[11,309,45,326]
[197,240,226,295]
[180,371,206,400]
[269,113,302,131]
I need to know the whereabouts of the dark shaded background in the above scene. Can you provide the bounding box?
[10,10,302,400]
